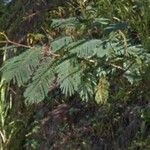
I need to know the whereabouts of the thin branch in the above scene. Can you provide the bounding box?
[109,61,135,73]
[23,11,40,21]
[43,44,60,58]
[0,32,32,48]
[0,33,60,59]
[109,63,125,71]
[0,130,6,143]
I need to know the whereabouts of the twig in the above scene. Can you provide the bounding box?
[112,17,120,22]
[9,87,17,95]
[0,33,60,58]
[43,44,60,58]
[0,32,32,48]
[23,11,39,21]
[109,61,134,73]
[0,130,6,143]
[109,63,125,71]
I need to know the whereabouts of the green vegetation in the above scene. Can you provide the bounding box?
[0,0,150,149]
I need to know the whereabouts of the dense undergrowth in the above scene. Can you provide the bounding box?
[0,0,150,149]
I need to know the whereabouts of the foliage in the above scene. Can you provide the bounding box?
[0,0,150,149]
[1,14,150,104]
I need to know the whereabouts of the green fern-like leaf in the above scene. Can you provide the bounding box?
[51,17,79,29]
[51,36,73,52]
[24,58,55,103]
[70,39,103,58]
[57,58,81,96]
[1,46,42,86]
[79,73,97,101]
[105,22,128,33]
